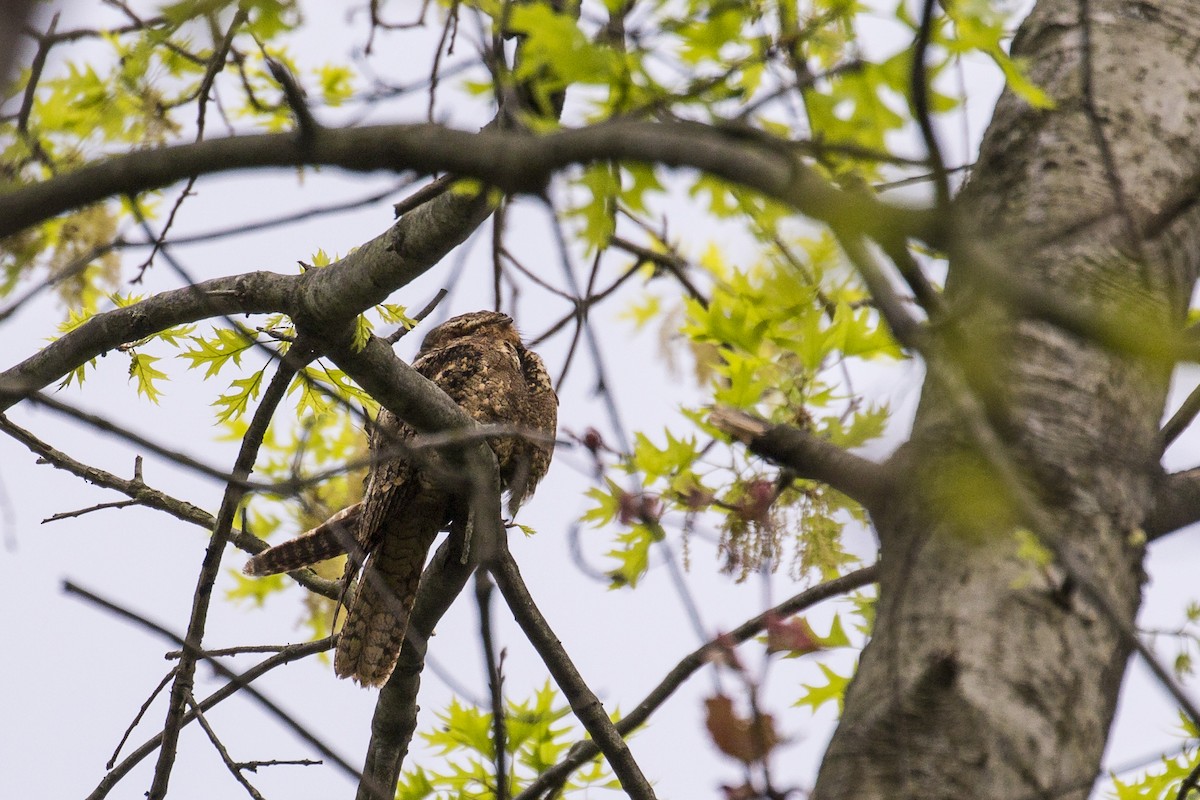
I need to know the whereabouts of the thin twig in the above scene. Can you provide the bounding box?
[0,414,340,599]
[41,499,138,523]
[186,692,267,800]
[385,288,448,343]
[164,643,305,659]
[476,572,510,800]
[237,758,323,771]
[1161,382,1200,447]
[911,0,950,211]
[64,582,362,786]
[88,637,334,800]
[106,668,178,770]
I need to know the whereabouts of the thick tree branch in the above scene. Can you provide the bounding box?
[0,121,937,246]
[0,183,489,411]
[0,272,293,409]
[1144,467,1200,540]
[709,406,893,514]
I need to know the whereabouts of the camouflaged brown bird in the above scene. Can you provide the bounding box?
[243,311,557,686]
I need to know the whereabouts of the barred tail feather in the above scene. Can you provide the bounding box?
[334,517,440,687]
[242,503,362,576]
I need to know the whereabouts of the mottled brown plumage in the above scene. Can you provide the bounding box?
[243,311,557,686]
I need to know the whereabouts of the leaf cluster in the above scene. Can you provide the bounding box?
[397,683,619,799]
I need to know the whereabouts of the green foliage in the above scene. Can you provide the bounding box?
[1110,746,1200,800]
[352,314,373,352]
[2,0,1064,790]
[506,3,629,114]
[585,231,897,586]
[795,661,854,715]
[939,0,1054,110]
[290,364,375,416]
[225,569,286,607]
[398,684,619,799]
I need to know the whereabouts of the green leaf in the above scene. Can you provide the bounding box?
[570,164,619,250]
[606,521,662,589]
[352,314,372,352]
[631,429,700,481]
[128,353,168,403]
[581,478,624,527]
[180,327,257,378]
[822,404,889,449]
[822,613,853,648]
[213,370,265,423]
[377,303,416,329]
[507,3,624,104]
[395,766,437,800]
[620,293,662,329]
[1013,528,1054,580]
[225,568,286,607]
[316,63,354,106]
[309,247,333,268]
[795,661,853,715]
[424,697,495,758]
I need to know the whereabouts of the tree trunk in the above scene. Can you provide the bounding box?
[814,1,1200,797]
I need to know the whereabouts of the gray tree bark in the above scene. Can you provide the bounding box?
[814,1,1200,797]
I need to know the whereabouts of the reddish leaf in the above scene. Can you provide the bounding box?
[765,613,824,656]
[735,478,775,524]
[617,490,662,525]
[704,694,781,764]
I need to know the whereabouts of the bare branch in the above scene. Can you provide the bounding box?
[90,637,335,800]
[475,572,510,800]
[491,549,657,800]
[514,565,879,800]
[107,668,177,771]
[186,692,267,800]
[41,499,138,523]
[1,187,490,413]
[149,346,310,800]
[910,0,951,211]
[1161,383,1200,447]
[63,582,362,787]
[0,413,341,598]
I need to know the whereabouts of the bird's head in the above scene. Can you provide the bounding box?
[418,310,522,353]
